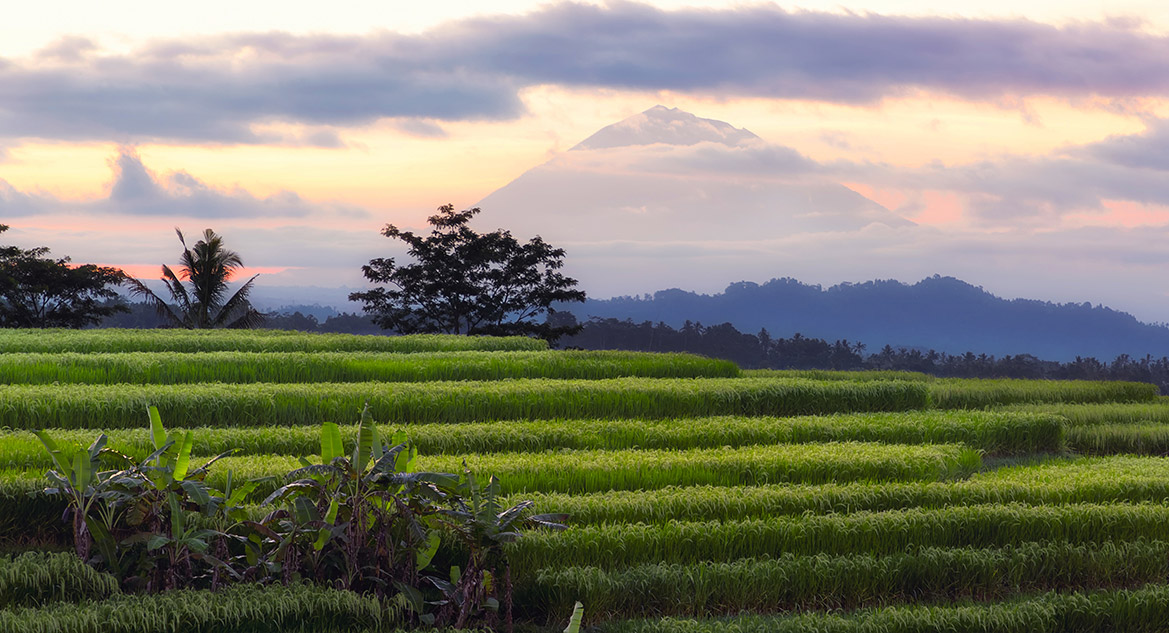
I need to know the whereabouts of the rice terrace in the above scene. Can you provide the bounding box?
[7,328,1169,632]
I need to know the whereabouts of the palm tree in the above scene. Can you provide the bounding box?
[127,228,264,328]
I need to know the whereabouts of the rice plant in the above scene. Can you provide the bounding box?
[16,441,973,500]
[742,369,935,382]
[0,551,119,608]
[1066,424,1169,455]
[928,378,1157,409]
[518,455,1169,524]
[601,584,1169,633]
[1004,401,1169,426]
[0,328,546,354]
[0,378,931,430]
[0,350,739,385]
[508,502,1169,571]
[0,582,401,633]
[0,410,1062,471]
[529,540,1169,619]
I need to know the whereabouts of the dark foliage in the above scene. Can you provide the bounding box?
[351,205,585,344]
[125,228,263,329]
[0,224,127,328]
[576,275,1169,361]
[565,317,1169,393]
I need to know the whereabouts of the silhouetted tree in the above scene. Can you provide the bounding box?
[126,228,263,328]
[351,204,585,343]
[0,224,127,328]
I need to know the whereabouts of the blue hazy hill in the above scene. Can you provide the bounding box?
[569,275,1169,362]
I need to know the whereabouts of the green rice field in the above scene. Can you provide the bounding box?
[4,328,1169,633]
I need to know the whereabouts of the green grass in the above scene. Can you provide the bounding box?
[0,350,739,385]
[1003,401,1169,425]
[1066,424,1169,455]
[0,328,547,353]
[743,369,934,382]
[0,410,1062,471]
[520,456,1169,524]
[0,582,403,633]
[0,377,930,430]
[0,552,119,608]
[528,540,1169,619]
[508,502,1169,571]
[928,379,1157,409]
[601,584,1169,633]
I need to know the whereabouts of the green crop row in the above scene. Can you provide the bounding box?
[741,369,935,382]
[528,540,1169,619]
[0,410,1063,471]
[0,328,546,354]
[1004,401,1169,425]
[85,441,970,498]
[0,582,403,633]
[0,350,740,385]
[602,584,1169,633]
[0,551,119,608]
[422,442,980,494]
[508,503,1169,572]
[522,456,1169,524]
[0,442,980,546]
[1066,424,1169,455]
[0,378,930,430]
[5,455,1155,543]
[928,378,1157,409]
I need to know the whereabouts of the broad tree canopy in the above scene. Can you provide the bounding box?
[350,205,585,343]
[0,224,127,328]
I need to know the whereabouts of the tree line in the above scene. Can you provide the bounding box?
[0,206,584,342]
[564,317,1169,393]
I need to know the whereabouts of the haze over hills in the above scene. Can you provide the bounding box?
[568,275,1169,362]
[221,105,1169,361]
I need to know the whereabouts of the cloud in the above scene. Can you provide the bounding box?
[1077,119,1169,171]
[2,3,1169,143]
[880,121,1169,223]
[35,36,99,62]
[389,119,448,139]
[0,148,368,219]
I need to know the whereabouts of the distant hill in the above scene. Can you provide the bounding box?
[567,275,1169,361]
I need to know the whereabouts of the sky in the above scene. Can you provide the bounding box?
[4,0,1169,320]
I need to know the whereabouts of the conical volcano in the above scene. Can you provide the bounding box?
[476,106,912,242]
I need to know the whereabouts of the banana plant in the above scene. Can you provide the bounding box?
[35,431,116,562]
[259,404,458,594]
[435,465,569,631]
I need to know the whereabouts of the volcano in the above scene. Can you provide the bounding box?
[475,106,913,242]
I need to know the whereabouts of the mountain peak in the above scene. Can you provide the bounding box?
[571,105,762,151]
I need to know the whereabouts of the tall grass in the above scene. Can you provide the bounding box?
[0,582,401,633]
[1066,424,1169,455]
[0,410,1062,470]
[1004,401,1169,426]
[0,329,546,353]
[104,442,974,498]
[602,584,1169,633]
[520,456,1169,524]
[743,369,934,382]
[0,378,930,430]
[0,551,119,608]
[529,540,1169,619]
[928,378,1157,409]
[508,503,1169,571]
[0,350,739,385]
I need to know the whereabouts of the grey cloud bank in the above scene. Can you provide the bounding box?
[3,2,1169,143]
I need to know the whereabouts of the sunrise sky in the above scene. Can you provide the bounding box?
[4,0,1169,318]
